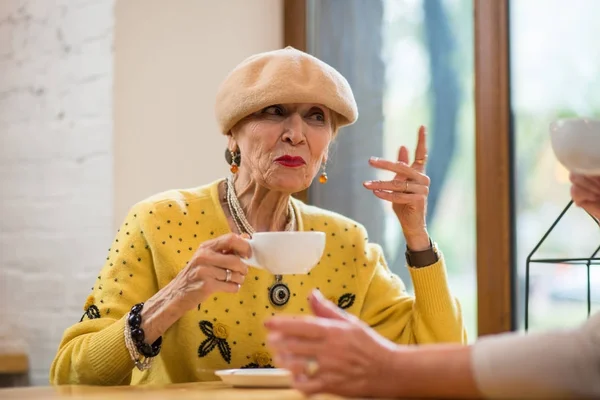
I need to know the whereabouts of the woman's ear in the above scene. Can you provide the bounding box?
[227,135,237,152]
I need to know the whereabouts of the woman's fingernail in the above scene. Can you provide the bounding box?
[363,181,373,186]
[369,156,379,162]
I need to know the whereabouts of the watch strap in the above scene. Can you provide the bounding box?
[405,240,439,268]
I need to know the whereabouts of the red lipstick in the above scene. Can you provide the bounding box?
[274,155,306,168]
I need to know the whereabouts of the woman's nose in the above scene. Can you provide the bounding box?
[281,114,305,145]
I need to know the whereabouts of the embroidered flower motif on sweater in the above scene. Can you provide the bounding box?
[213,322,229,339]
[337,293,356,310]
[198,320,232,363]
[79,295,101,322]
[241,351,274,369]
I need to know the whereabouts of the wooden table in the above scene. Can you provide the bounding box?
[0,382,381,400]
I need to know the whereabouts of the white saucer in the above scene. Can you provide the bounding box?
[215,368,293,388]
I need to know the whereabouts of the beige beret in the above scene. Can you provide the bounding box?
[215,46,358,135]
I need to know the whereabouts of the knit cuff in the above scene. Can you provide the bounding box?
[87,316,133,385]
[408,256,455,315]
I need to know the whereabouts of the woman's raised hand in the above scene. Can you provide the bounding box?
[363,125,431,250]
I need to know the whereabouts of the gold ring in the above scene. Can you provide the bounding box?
[225,269,232,283]
[306,358,319,377]
[415,155,428,165]
[404,180,409,193]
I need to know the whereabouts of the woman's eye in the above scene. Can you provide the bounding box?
[310,112,325,122]
[264,106,284,116]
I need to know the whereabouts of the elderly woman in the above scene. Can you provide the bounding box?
[50,47,465,386]
[266,172,600,399]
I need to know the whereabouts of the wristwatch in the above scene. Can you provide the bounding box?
[405,240,440,268]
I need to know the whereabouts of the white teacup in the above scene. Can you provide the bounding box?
[241,231,326,275]
[549,118,600,175]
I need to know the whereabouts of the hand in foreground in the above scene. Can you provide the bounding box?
[570,172,600,220]
[265,290,402,398]
[363,125,431,250]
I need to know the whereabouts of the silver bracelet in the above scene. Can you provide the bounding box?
[123,313,154,371]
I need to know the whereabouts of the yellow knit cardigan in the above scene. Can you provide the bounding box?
[50,180,466,385]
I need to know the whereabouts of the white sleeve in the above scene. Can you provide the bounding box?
[472,312,600,399]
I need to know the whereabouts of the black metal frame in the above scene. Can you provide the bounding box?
[524,200,600,331]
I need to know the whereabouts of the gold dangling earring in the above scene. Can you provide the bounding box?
[229,150,239,174]
[319,164,328,184]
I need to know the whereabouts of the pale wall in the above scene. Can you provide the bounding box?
[114,0,283,226]
[0,0,115,385]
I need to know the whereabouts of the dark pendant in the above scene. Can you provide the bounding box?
[269,278,290,307]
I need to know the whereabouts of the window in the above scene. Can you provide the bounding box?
[510,0,600,331]
[307,0,478,339]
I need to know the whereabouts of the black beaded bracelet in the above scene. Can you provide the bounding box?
[128,302,162,358]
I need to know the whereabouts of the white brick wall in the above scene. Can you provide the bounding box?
[0,0,114,386]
